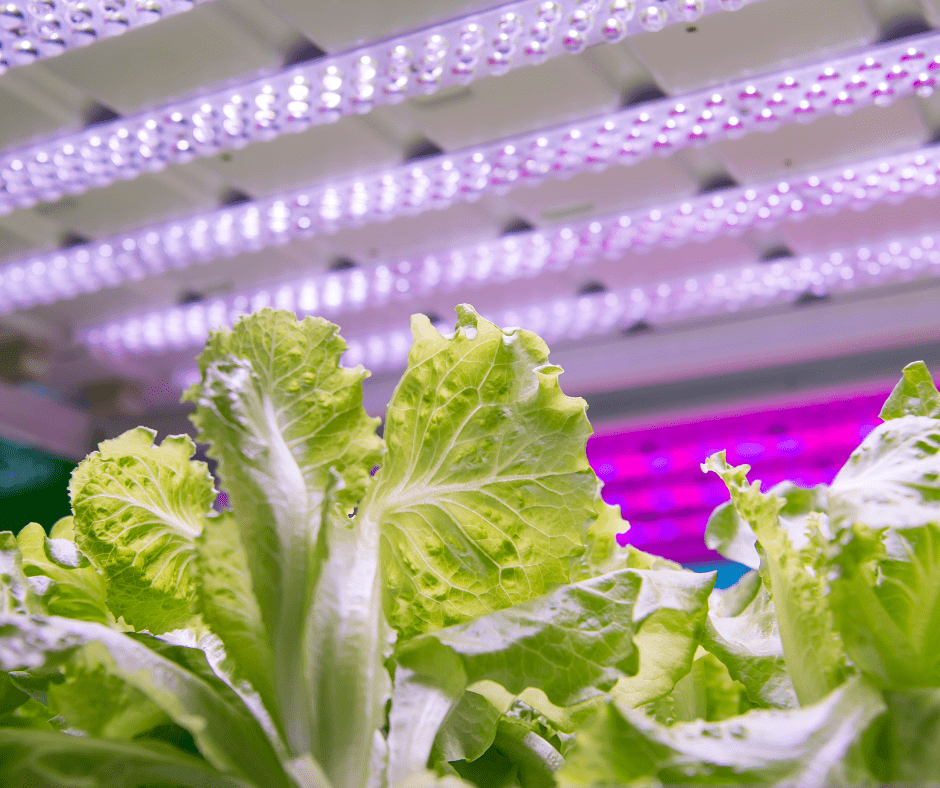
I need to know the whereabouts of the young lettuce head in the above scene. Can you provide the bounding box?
[0,309,938,788]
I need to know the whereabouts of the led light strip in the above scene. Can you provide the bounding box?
[1,31,938,312]
[9,130,940,320]
[339,230,940,372]
[0,0,209,74]
[86,229,940,378]
[0,0,769,213]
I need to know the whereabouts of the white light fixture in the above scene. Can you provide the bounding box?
[1,31,937,314]
[83,230,940,371]
[0,0,764,212]
[9,135,940,317]
[0,0,209,73]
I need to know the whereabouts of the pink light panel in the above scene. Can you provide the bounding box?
[0,0,760,214]
[81,228,940,366]
[589,390,887,563]
[0,0,208,73]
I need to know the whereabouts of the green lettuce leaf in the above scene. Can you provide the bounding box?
[432,689,504,764]
[388,564,715,780]
[574,498,630,579]
[704,500,760,570]
[828,415,940,533]
[193,510,278,732]
[877,687,940,783]
[0,728,254,788]
[703,455,848,706]
[443,560,715,741]
[0,532,40,616]
[661,649,751,724]
[362,305,600,640]
[68,428,215,634]
[0,614,291,788]
[701,570,797,709]
[829,519,940,689]
[307,491,392,788]
[15,523,111,625]
[388,568,654,779]
[397,569,648,709]
[43,642,169,740]
[879,360,940,420]
[184,308,382,758]
[827,416,940,688]
[610,550,714,712]
[558,676,885,787]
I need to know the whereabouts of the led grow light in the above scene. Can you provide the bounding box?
[3,35,939,312]
[6,138,940,316]
[82,229,940,368]
[0,0,761,213]
[0,0,208,73]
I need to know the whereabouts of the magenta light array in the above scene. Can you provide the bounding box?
[588,389,886,564]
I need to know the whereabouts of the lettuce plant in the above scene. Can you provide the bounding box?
[0,305,938,787]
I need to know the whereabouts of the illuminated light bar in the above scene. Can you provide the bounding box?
[0,0,209,74]
[84,229,940,372]
[6,136,940,316]
[0,0,840,216]
[2,35,939,313]
[341,230,940,370]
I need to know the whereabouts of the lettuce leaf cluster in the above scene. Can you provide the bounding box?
[1,306,938,787]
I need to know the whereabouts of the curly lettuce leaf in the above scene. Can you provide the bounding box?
[363,305,600,640]
[68,428,215,634]
[827,416,940,688]
[558,676,885,788]
[828,415,940,533]
[703,455,848,706]
[184,308,382,758]
[829,519,940,689]
[701,570,798,709]
[574,497,630,580]
[15,523,111,625]
[397,569,648,709]
[610,551,715,712]
[704,500,760,570]
[880,361,940,420]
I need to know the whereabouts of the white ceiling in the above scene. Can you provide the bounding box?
[1,0,939,458]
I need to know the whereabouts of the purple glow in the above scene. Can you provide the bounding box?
[588,389,887,563]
